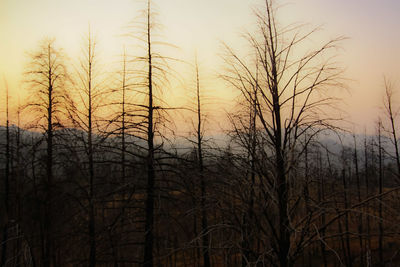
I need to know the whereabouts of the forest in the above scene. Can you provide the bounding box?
[1,0,400,266]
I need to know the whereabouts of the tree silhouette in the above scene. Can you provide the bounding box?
[24,38,68,267]
[64,28,110,267]
[126,0,176,265]
[222,0,344,265]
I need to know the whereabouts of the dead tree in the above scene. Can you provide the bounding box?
[64,28,107,267]
[143,2,156,265]
[383,79,400,178]
[341,168,352,267]
[126,1,176,265]
[364,132,372,264]
[378,119,384,266]
[225,60,260,265]
[222,1,344,265]
[353,134,364,263]
[24,38,67,267]
[193,58,211,267]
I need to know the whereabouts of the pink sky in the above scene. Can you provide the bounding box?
[0,0,399,133]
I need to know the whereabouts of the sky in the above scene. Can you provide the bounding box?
[0,0,399,133]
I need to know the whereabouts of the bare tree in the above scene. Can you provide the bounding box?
[193,57,211,267]
[64,28,108,267]
[222,1,344,266]
[378,119,384,266]
[142,2,156,265]
[126,1,176,265]
[24,38,67,267]
[383,79,400,178]
[353,134,364,263]
[225,61,259,265]
[363,131,372,265]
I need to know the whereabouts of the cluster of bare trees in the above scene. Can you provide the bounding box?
[2,0,400,266]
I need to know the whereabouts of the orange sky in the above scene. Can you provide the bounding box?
[1,0,399,134]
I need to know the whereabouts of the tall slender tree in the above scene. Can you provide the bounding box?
[193,57,211,267]
[383,79,400,177]
[25,38,67,267]
[65,28,106,266]
[378,119,384,266]
[142,2,156,265]
[353,134,364,263]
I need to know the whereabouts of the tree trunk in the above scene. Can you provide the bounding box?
[353,135,364,264]
[378,121,384,266]
[1,81,10,267]
[194,58,211,267]
[44,43,54,267]
[86,29,97,267]
[342,169,352,267]
[143,2,155,265]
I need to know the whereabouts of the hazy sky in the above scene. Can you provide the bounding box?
[1,0,399,133]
